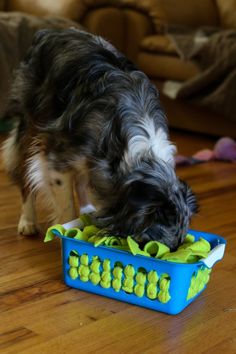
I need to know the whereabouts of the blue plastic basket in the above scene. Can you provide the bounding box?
[51,219,226,315]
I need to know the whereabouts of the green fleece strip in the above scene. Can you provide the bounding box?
[45,214,212,264]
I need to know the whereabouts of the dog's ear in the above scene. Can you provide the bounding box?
[179,180,198,215]
[127,180,165,208]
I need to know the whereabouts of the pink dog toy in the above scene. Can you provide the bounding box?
[176,137,236,166]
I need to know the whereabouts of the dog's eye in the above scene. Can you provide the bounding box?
[156,208,176,226]
[147,207,157,215]
[89,182,97,191]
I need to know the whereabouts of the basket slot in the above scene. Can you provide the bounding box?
[66,247,172,304]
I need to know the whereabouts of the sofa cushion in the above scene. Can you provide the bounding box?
[138,52,200,81]
[216,0,236,28]
[123,9,153,61]
[140,35,177,55]
[155,0,219,27]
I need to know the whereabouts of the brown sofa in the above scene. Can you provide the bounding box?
[2,0,236,137]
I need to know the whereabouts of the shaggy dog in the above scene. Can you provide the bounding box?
[2,28,197,250]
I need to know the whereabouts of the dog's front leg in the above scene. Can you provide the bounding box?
[18,187,38,236]
[47,170,77,224]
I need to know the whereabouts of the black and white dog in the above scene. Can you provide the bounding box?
[2,28,197,250]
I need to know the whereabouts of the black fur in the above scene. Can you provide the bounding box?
[4,28,197,250]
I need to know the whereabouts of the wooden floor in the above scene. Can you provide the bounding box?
[0,130,236,354]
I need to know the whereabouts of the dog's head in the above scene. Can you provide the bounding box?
[125,179,197,251]
[91,160,198,251]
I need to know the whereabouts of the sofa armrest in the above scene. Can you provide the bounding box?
[82,1,165,62]
[81,2,162,61]
[82,7,126,54]
[83,7,154,61]
[123,9,153,61]
[79,0,165,61]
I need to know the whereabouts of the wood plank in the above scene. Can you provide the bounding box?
[0,131,235,354]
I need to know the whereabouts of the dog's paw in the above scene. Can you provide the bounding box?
[18,215,38,236]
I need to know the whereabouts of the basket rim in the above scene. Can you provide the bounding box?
[52,228,226,268]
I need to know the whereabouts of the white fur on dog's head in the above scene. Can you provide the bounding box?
[122,125,176,171]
